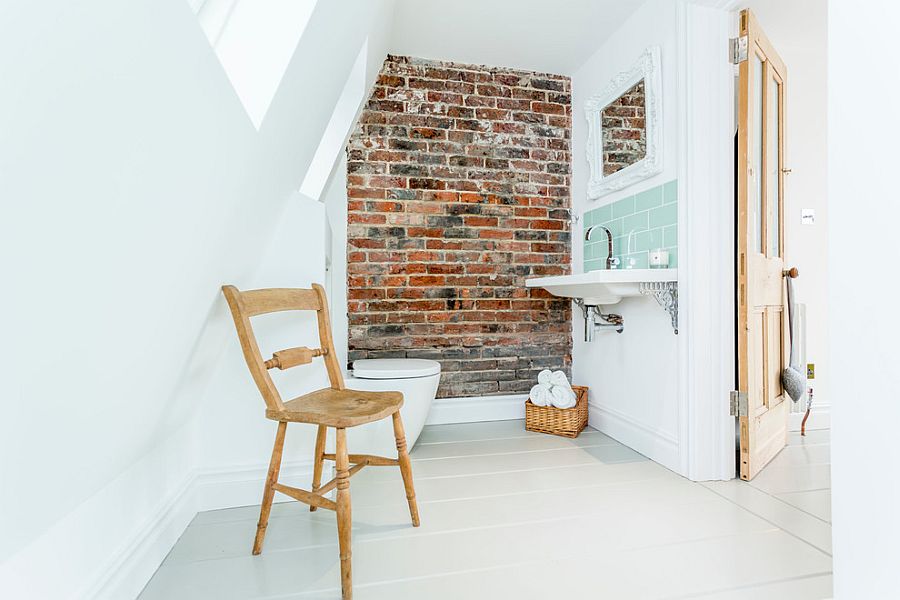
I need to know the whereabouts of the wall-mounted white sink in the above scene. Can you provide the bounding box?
[526,268,678,305]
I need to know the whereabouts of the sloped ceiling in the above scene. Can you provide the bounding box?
[390,0,646,75]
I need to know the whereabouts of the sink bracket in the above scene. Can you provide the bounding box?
[639,282,678,334]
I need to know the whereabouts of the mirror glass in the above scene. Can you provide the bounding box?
[600,80,647,176]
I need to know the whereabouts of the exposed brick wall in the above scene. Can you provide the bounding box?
[601,80,646,176]
[346,55,572,399]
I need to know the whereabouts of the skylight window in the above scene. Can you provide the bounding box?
[189,0,318,129]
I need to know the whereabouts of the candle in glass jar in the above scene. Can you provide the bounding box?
[649,248,669,269]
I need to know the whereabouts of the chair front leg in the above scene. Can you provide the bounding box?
[253,421,287,555]
[335,427,353,600]
[309,425,327,512]
[392,411,420,527]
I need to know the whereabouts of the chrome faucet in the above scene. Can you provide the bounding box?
[584,225,619,270]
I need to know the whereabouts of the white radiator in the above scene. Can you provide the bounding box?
[790,303,808,413]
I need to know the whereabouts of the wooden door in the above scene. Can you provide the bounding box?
[736,9,788,481]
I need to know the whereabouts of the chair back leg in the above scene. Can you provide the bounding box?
[253,421,287,555]
[392,411,420,527]
[335,428,353,599]
[309,425,328,512]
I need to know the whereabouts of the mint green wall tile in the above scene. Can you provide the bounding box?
[666,247,678,268]
[633,229,664,252]
[663,180,678,204]
[593,204,612,224]
[663,224,678,247]
[622,253,649,269]
[649,203,677,228]
[585,258,604,271]
[623,212,649,234]
[612,196,635,218]
[604,218,624,238]
[635,186,663,211]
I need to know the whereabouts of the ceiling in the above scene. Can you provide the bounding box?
[389,0,646,75]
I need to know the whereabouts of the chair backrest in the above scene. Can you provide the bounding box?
[221,284,345,412]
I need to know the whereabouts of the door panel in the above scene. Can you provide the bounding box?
[737,9,788,480]
[765,307,784,409]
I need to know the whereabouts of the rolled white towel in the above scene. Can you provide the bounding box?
[549,370,573,392]
[529,383,554,406]
[537,369,553,386]
[550,385,577,409]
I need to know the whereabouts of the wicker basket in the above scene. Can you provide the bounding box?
[525,385,589,438]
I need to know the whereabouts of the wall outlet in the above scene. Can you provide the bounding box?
[801,208,815,225]
[807,363,815,379]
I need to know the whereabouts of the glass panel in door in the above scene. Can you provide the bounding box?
[753,53,765,254]
[767,75,781,258]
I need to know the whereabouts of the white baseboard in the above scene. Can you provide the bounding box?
[789,404,831,432]
[194,460,314,512]
[425,394,527,425]
[0,455,317,600]
[587,401,681,474]
[84,476,198,600]
[90,459,316,599]
[90,459,315,600]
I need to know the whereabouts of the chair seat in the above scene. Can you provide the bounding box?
[265,387,403,427]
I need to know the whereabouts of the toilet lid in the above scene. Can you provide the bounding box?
[352,358,441,380]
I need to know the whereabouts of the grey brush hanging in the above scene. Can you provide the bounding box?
[782,272,806,402]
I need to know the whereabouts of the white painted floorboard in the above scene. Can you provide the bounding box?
[140,421,832,599]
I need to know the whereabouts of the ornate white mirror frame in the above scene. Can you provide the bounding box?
[585,46,663,199]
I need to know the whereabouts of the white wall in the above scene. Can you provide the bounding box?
[570,0,682,472]
[0,0,394,597]
[736,0,829,427]
[389,0,643,75]
[829,2,900,596]
[324,155,351,372]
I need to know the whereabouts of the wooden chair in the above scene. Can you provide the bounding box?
[221,284,420,600]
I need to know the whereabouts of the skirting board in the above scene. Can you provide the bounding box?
[789,404,831,432]
[425,393,527,425]
[78,460,314,600]
[194,460,315,513]
[587,401,681,475]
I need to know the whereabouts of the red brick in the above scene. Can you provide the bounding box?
[479,229,514,240]
[532,101,566,115]
[463,216,499,227]
[515,207,548,218]
[348,187,386,199]
[348,213,386,225]
[409,275,446,286]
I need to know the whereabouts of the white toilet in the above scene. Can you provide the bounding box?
[344,358,441,458]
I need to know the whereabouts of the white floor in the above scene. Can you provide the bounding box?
[140,422,832,599]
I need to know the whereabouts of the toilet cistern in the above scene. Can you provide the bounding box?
[584,225,619,270]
